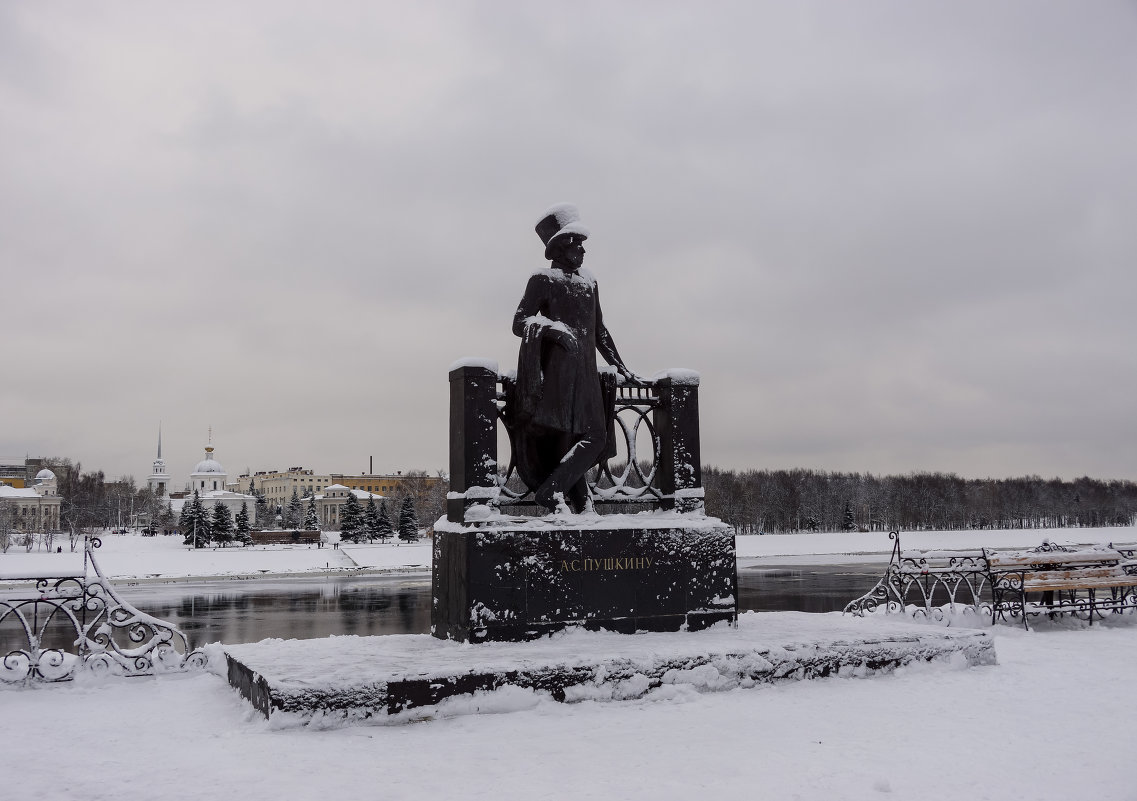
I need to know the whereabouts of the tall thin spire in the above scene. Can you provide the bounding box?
[157,423,163,459]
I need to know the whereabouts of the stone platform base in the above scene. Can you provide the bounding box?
[432,514,737,642]
[222,612,996,724]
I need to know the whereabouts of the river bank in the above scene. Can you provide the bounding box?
[1,523,1132,583]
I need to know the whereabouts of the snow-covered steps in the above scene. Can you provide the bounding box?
[222,611,995,724]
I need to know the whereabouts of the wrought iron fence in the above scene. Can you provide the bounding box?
[845,533,1137,627]
[0,536,204,683]
[843,532,992,621]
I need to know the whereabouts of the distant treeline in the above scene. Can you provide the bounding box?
[702,467,1137,534]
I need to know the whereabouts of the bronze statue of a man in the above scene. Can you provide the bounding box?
[511,204,636,513]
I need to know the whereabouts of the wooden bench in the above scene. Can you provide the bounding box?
[986,543,1137,629]
[845,533,1137,628]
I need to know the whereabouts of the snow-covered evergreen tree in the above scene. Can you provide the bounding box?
[375,499,394,542]
[340,492,364,543]
[181,491,211,548]
[254,490,272,529]
[397,497,419,542]
[212,502,234,546]
[843,501,856,532]
[364,495,380,541]
[235,502,253,545]
[303,495,320,531]
[177,499,192,540]
[286,488,303,529]
[159,502,175,535]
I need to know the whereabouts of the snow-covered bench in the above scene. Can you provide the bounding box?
[987,543,1137,628]
[845,534,1137,629]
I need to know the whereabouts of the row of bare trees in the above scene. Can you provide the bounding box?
[703,467,1137,534]
[388,470,448,533]
[51,458,166,549]
[0,459,160,553]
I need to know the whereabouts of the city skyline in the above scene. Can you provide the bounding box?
[3,3,1136,484]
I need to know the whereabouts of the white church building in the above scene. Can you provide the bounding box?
[157,438,258,525]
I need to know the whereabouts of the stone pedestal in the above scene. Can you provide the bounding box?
[432,516,736,643]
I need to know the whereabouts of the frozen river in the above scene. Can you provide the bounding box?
[102,562,888,648]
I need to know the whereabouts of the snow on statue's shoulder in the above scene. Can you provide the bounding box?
[449,356,499,373]
[652,368,700,385]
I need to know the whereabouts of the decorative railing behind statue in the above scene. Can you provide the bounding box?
[448,359,704,523]
[0,536,205,683]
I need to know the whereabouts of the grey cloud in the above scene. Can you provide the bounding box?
[2,1,1136,484]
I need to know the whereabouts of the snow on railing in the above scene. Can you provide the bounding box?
[0,536,205,683]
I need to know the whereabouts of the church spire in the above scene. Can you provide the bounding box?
[149,422,170,500]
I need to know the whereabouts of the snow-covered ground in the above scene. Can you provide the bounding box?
[0,533,434,581]
[735,526,1136,559]
[1,612,1134,800]
[2,523,1132,581]
[2,524,1136,798]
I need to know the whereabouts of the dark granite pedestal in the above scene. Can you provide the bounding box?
[222,613,997,722]
[431,516,737,642]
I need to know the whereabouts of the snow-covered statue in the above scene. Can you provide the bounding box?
[510,203,638,513]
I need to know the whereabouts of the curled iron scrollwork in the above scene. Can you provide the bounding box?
[1,536,204,684]
[845,532,992,621]
[849,534,1137,628]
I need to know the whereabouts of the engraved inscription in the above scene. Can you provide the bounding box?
[560,556,654,572]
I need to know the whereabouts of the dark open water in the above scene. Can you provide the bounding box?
[105,562,887,649]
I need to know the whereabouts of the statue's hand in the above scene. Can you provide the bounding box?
[617,365,645,383]
[549,327,578,353]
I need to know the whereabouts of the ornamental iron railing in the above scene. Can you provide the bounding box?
[845,533,1137,628]
[0,536,205,683]
[447,362,703,523]
[842,532,993,622]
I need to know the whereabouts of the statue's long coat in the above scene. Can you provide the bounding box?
[512,267,622,437]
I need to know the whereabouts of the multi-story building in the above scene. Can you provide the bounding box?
[241,468,441,507]
[1,458,36,488]
[316,485,383,529]
[0,469,61,532]
[0,460,27,488]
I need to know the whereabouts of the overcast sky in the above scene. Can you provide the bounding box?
[3,1,1136,488]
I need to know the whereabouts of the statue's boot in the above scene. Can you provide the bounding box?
[535,434,605,513]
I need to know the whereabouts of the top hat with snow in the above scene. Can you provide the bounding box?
[535,203,590,259]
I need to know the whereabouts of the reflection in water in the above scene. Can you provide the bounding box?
[122,576,433,649]
[3,563,889,652]
[737,564,887,614]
